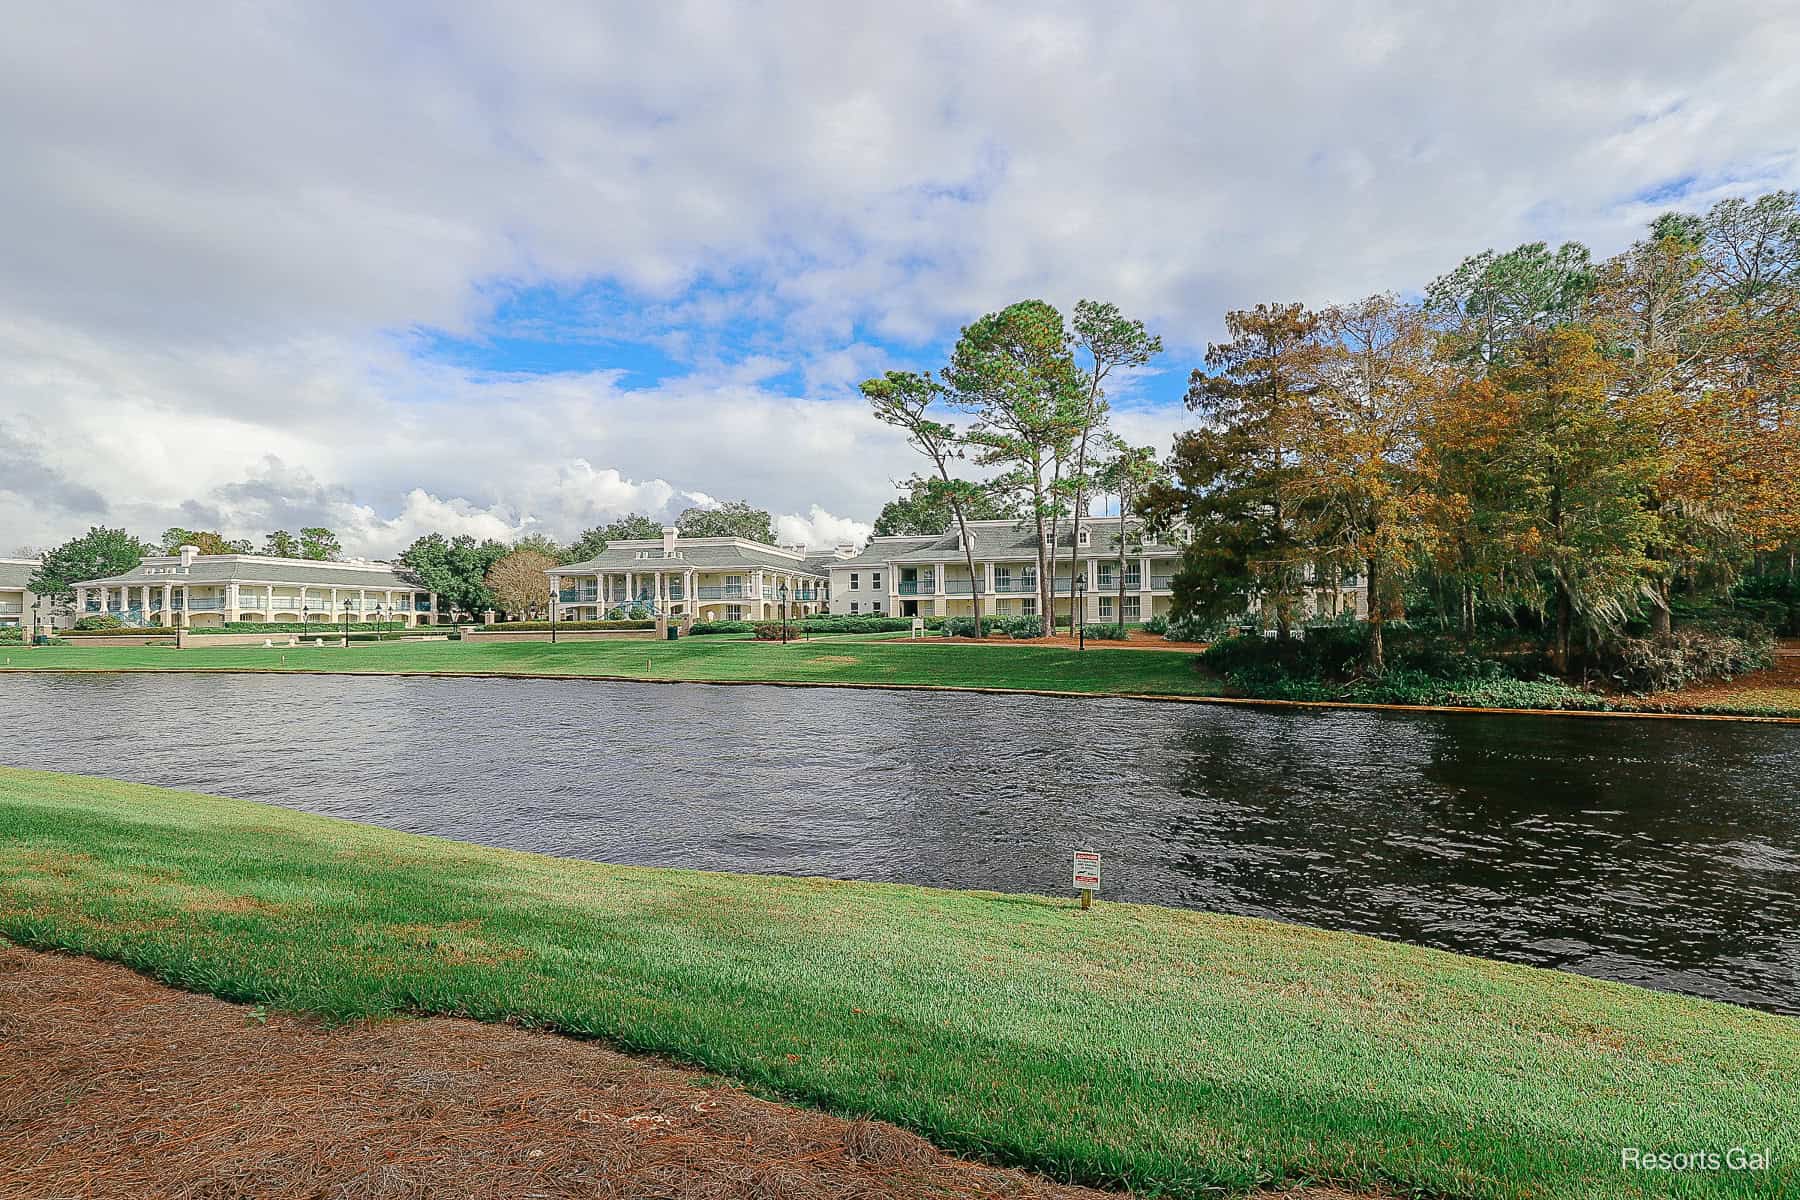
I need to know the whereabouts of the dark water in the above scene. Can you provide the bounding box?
[4,672,1797,1014]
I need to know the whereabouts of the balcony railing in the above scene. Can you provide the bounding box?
[697,586,748,600]
[1097,574,1143,591]
[186,598,225,612]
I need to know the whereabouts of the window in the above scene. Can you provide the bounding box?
[872,601,883,613]
[1097,596,1114,619]
[1123,596,1141,622]
[726,605,743,621]
[994,565,1011,589]
[1078,527,1091,547]
[871,572,882,589]
[850,573,859,589]
[1021,597,1037,617]
[850,602,859,613]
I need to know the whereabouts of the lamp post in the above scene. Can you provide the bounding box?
[1074,575,1086,651]
[342,599,353,646]
[30,599,40,647]
[779,582,789,644]
[550,578,558,645]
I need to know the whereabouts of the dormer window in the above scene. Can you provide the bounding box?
[1077,527,1091,548]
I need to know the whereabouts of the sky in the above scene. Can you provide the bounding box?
[3,1,1798,558]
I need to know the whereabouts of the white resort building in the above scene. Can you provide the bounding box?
[69,546,438,628]
[0,559,49,629]
[825,518,1183,623]
[825,518,1368,625]
[550,527,848,624]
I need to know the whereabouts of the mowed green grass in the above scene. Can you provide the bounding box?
[0,636,1218,696]
[2,768,1793,1199]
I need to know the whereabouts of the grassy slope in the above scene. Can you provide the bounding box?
[1,768,1793,1199]
[0,637,1215,696]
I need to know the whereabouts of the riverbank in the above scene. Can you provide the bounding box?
[2,767,1793,1199]
[5,636,1799,720]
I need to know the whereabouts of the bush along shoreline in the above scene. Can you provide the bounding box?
[1198,620,1779,712]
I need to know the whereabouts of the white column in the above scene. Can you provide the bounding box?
[160,584,171,624]
[225,582,239,621]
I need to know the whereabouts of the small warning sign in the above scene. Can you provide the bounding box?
[1071,849,1100,891]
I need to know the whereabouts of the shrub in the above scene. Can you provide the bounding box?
[73,614,124,631]
[0,627,22,643]
[1142,614,1169,636]
[1083,623,1129,640]
[796,616,915,634]
[199,621,413,635]
[487,620,655,632]
[1007,617,1043,639]
[688,620,756,635]
[60,628,176,639]
[1603,629,1775,693]
[753,622,798,640]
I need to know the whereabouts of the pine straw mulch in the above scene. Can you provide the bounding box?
[0,945,1365,1200]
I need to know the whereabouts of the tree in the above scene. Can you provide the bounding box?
[948,300,1086,628]
[485,549,556,619]
[31,528,153,602]
[861,371,990,636]
[1452,327,1661,670]
[1061,300,1162,627]
[160,528,251,555]
[299,527,342,561]
[1426,241,1596,369]
[674,501,777,544]
[565,514,665,563]
[1295,295,1442,672]
[397,533,509,620]
[1170,303,1328,639]
[511,532,567,562]
[1096,438,1166,631]
[262,530,301,557]
[871,479,1009,536]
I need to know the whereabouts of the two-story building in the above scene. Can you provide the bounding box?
[0,558,47,629]
[828,518,1367,625]
[827,519,1181,623]
[70,546,437,628]
[550,527,842,624]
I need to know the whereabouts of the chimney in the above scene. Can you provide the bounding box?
[835,543,856,559]
[662,526,678,557]
[178,544,199,568]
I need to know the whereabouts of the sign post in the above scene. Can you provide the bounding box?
[911,616,925,640]
[1071,849,1100,911]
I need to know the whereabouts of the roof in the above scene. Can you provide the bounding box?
[73,554,427,591]
[826,537,935,570]
[0,559,38,590]
[556,537,829,578]
[837,520,1180,565]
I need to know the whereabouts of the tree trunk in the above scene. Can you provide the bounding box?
[1366,556,1383,675]
[1554,586,1573,675]
[1033,501,1050,635]
[1117,488,1129,632]
[1650,580,1672,637]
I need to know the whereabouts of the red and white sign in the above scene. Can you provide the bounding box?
[1071,850,1100,890]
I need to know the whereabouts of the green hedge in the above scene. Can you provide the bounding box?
[488,620,655,632]
[183,621,419,635]
[60,627,177,639]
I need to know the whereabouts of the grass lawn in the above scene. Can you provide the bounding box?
[0,636,1219,697]
[2,767,1793,1199]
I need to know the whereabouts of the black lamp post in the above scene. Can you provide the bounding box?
[779,582,789,643]
[342,599,353,646]
[550,577,559,644]
[30,599,41,646]
[1074,575,1086,651]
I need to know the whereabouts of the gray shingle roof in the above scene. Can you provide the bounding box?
[0,559,37,590]
[557,538,827,577]
[74,556,426,590]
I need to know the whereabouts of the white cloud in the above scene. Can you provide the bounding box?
[774,506,872,551]
[0,3,1796,554]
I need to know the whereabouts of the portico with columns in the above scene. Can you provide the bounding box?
[550,528,831,624]
[71,546,436,628]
